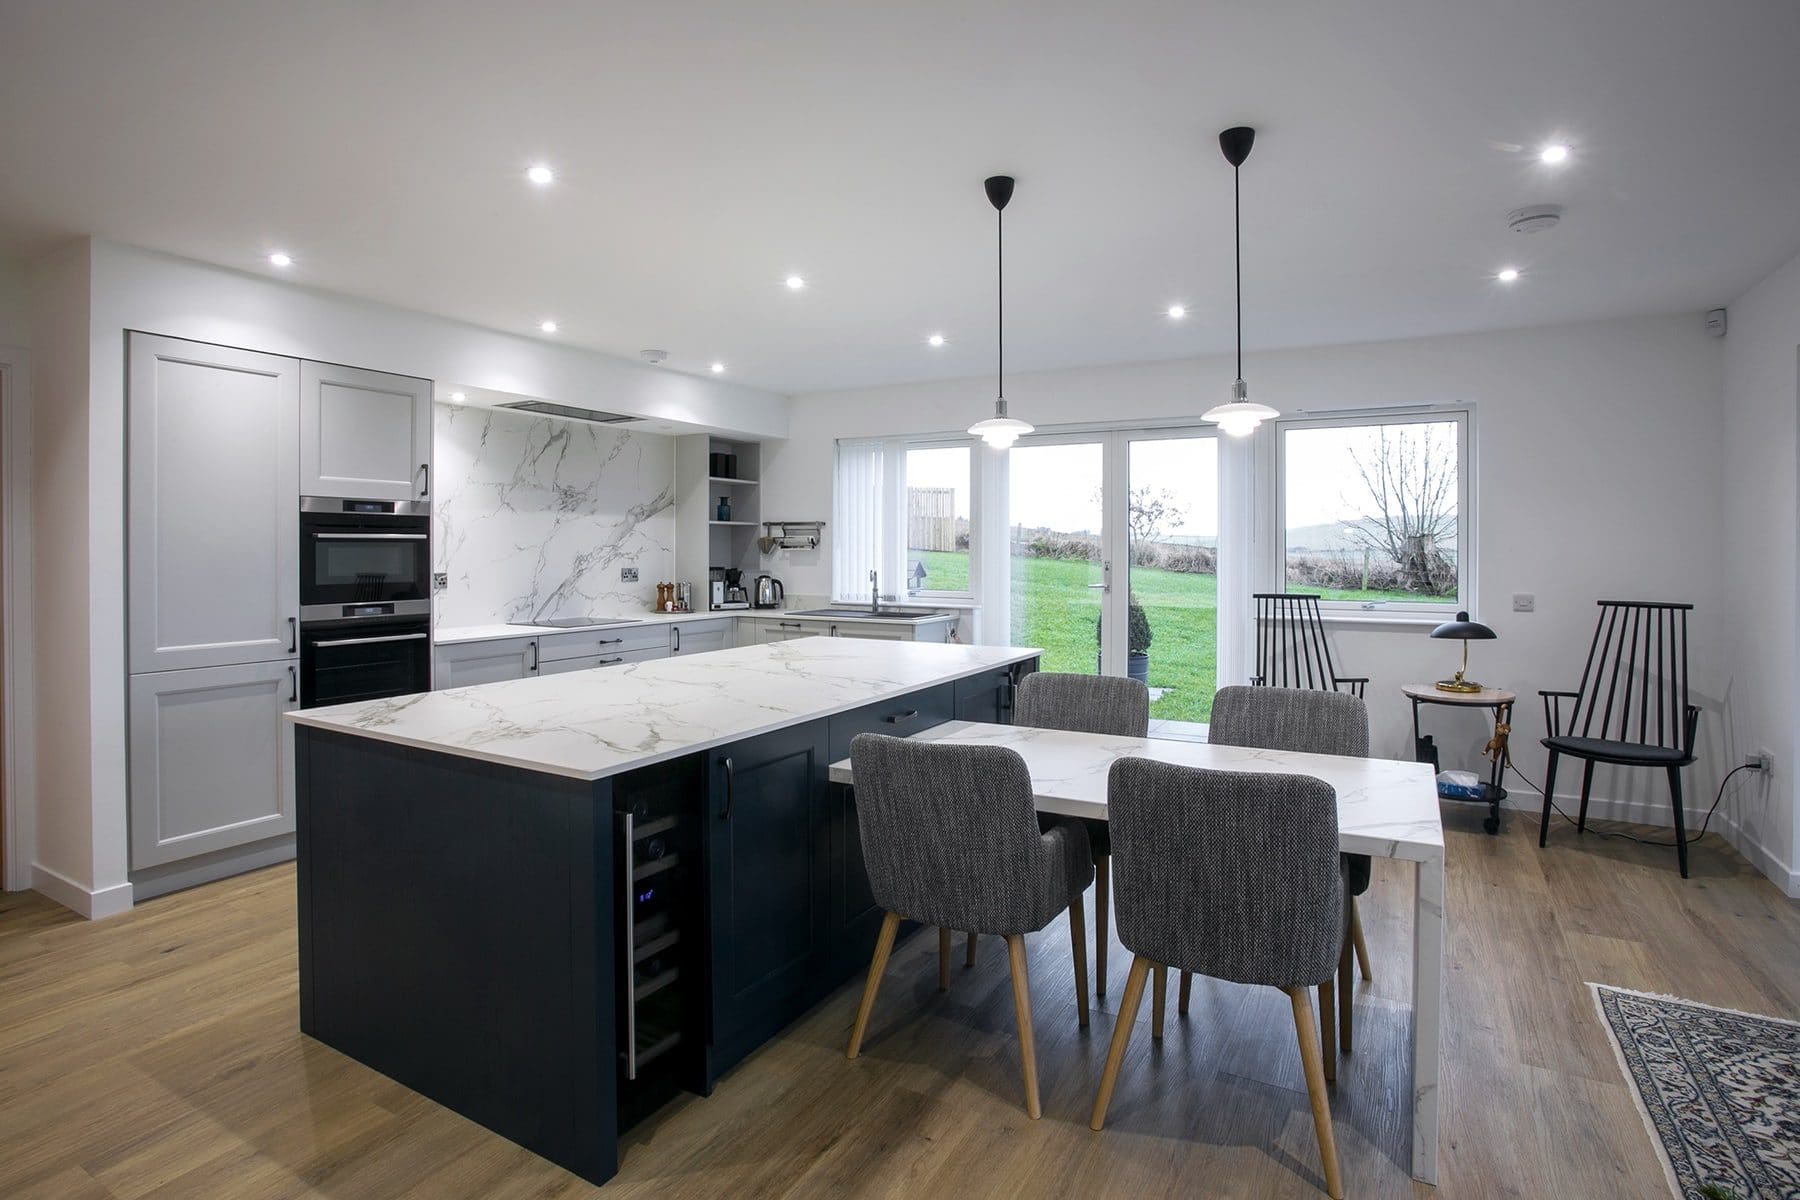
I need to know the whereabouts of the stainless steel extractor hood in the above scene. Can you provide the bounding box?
[497,400,639,425]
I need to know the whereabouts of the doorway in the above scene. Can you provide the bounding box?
[1006,427,1222,730]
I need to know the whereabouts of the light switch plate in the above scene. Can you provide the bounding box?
[1512,592,1535,612]
[621,567,639,582]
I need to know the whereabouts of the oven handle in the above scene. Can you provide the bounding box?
[311,532,429,541]
[311,632,431,648]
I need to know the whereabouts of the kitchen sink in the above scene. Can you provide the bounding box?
[785,607,941,621]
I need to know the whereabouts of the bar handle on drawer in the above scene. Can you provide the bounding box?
[617,809,637,1080]
[885,709,920,725]
[718,755,735,820]
[778,621,802,629]
[597,656,623,666]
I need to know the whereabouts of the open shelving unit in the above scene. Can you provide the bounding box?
[674,435,762,606]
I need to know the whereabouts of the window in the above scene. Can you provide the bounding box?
[833,438,975,601]
[1275,410,1470,611]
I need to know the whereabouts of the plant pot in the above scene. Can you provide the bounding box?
[1096,652,1152,684]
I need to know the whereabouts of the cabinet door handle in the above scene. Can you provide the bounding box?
[719,755,735,820]
[885,709,920,725]
[830,624,838,637]
[528,640,539,671]
[288,616,297,654]
[417,463,430,499]
[672,626,680,654]
[287,665,298,703]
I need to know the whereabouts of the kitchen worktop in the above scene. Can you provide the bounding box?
[288,637,1038,781]
[432,607,956,646]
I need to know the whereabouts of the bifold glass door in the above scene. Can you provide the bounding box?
[1007,429,1221,726]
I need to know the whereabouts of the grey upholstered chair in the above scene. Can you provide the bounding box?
[1008,671,1150,998]
[1091,759,1345,1199]
[844,733,1095,1119]
[1202,685,1372,1071]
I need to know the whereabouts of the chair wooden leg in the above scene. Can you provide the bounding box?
[1151,964,1167,1040]
[1577,760,1596,833]
[1094,855,1109,998]
[1668,765,1689,879]
[1089,955,1152,1131]
[1178,970,1192,1017]
[1349,898,1372,982]
[847,912,901,1059]
[1337,936,1354,1053]
[1538,750,1561,847]
[966,931,977,967]
[1286,985,1346,1200]
[1005,933,1042,1119]
[1068,891,1090,1029]
[1319,975,1336,1080]
[938,927,951,992]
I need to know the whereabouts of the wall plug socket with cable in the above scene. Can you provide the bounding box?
[1745,750,1773,773]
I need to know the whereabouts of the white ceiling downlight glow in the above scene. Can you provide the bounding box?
[1539,143,1571,165]
[267,251,293,267]
[1167,304,1187,319]
[927,333,946,347]
[1496,267,1520,282]
[526,164,555,185]
[450,390,467,401]
[784,274,806,290]
[710,362,725,373]
[539,319,559,333]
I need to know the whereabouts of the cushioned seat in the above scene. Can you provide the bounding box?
[1541,735,1693,767]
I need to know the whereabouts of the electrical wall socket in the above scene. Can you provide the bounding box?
[432,572,448,590]
[1746,750,1773,772]
[621,567,639,582]
[1512,593,1535,612]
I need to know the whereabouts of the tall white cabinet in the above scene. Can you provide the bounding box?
[127,334,304,879]
[299,360,434,501]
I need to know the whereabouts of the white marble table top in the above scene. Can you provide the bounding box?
[287,639,1039,782]
[828,720,1444,863]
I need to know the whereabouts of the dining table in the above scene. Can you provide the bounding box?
[827,718,1447,1186]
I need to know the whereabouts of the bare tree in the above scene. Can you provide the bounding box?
[1092,485,1188,543]
[1343,424,1457,593]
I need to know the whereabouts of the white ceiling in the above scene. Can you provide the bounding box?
[3,0,1798,395]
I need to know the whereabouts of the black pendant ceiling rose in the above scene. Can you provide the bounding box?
[1203,125,1280,437]
[968,174,1033,449]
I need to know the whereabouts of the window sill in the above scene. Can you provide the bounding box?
[1314,610,1456,630]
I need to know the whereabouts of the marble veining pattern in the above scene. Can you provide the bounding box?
[288,638,1038,781]
[432,403,674,627]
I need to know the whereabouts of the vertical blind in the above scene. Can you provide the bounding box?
[832,439,907,602]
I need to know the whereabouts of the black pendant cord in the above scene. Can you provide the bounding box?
[1234,161,1242,383]
[996,206,1004,405]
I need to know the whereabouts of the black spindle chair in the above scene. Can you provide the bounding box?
[1252,593,1369,699]
[1536,600,1700,877]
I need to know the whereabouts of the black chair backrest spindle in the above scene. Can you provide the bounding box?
[1570,600,1692,753]
[1254,593,1339,693]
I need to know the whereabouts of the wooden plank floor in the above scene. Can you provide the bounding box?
[3,807,1797,1198]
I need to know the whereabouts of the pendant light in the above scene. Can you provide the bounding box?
[1202,126,1279,437]
[968,175,1033,449]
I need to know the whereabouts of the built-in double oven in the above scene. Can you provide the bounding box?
[299,497,432,707]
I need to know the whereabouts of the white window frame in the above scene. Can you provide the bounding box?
[832,434,981,604]
[1269,406,1475,616]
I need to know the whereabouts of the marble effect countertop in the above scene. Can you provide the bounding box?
[434,607,956,646]
[288,639,1039,782]
[829,720,1444,862]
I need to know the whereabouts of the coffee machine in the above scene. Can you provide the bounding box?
[709,567,750,610]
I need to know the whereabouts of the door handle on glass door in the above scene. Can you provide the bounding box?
[1087,561,1112,590]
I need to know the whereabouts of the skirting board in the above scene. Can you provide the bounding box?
[31,862,134,920]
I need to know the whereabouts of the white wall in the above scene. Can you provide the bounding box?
[766,314,1746,857]
[28,237,789,914]
[1721,248,1800,896]
[0,255,28,346]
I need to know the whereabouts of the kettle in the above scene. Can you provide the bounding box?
[753,575,784,608]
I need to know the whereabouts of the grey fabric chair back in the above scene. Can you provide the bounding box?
[1106,759,1343,988]
[1015,672,1150,737]
[1209,685,1369,758]
[849,733,1091,935]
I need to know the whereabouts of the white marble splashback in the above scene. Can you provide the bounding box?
[432,403,674,627]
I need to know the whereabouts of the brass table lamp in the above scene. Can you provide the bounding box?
[1430,610,1496,693]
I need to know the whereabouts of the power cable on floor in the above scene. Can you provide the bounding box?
[1501,753,1756,848]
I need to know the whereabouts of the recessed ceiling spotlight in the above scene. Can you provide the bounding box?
[784,274,806,290]
[526,164,555,185]
[450,391,467,402]
[539,320,558,333]
[1167,304,1187,319]
[1539,144,1570,165]
[1496,267,1521,282]
[710,362,725,374]
[267,251,293,268]
[927,333,946,347]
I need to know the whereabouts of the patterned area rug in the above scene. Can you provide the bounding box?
[1590,984,1800,1199]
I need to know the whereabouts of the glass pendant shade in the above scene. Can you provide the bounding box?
[969,411,1033,448]
[1202,380,1279,437]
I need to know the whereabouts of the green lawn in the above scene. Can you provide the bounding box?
[914,550,1437,723]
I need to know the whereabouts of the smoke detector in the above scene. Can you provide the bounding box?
[639,348,669,366]
[1508,204,1563,234]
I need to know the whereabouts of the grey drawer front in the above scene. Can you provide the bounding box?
[535,644,667,675]
[537,624,671,662]
[827,682,956,761]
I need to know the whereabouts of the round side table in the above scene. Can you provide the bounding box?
[1401,683,1516,835]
